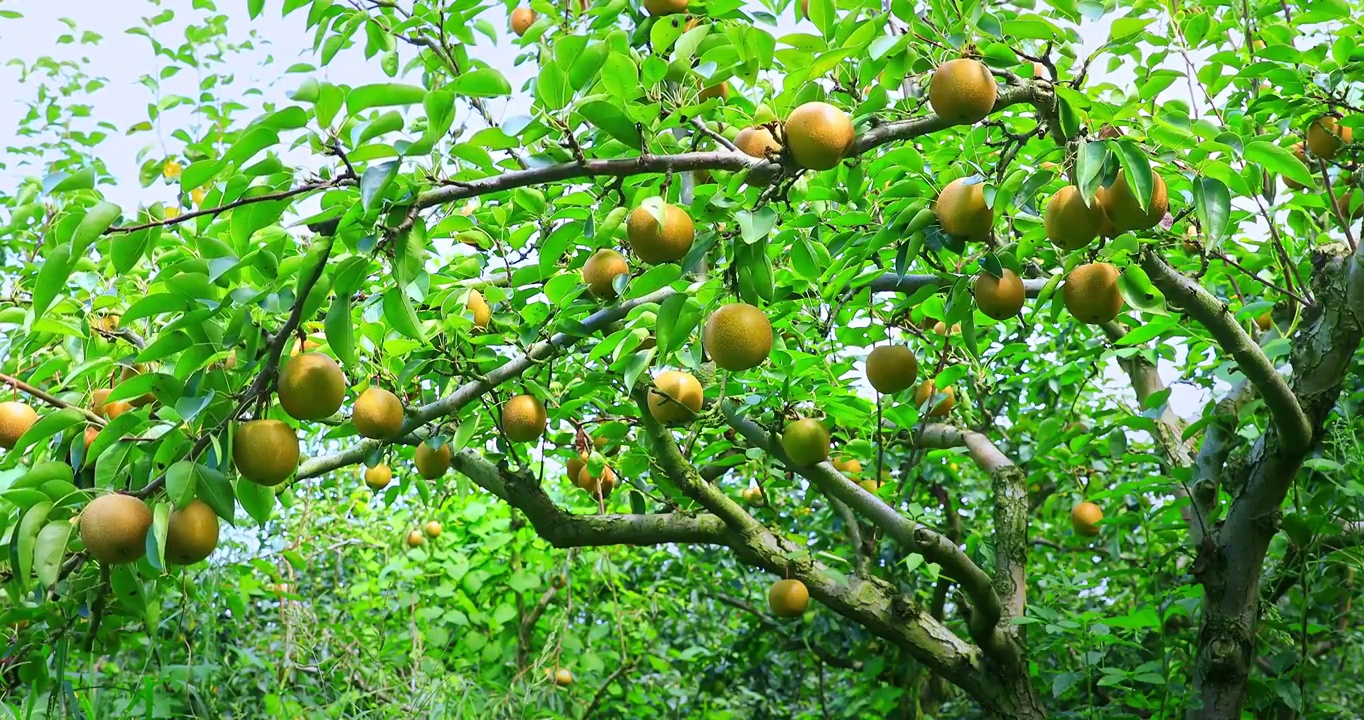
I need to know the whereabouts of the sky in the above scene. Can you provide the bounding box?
[0,0,1209,424]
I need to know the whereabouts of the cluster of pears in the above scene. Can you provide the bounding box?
[406,520,443,548]
[566,436,616,498]
[1287,116,1358,218]
[232,352,407,488]
[79,494,220,566]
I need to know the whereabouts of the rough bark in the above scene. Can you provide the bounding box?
[1142,244,1364,719]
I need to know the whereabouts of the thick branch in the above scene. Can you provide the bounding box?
[449,448,729,547]
[915,424,1029,621]
[718,401,1014,665]
[1188,380,1254,545]
[1141,250,1312,449]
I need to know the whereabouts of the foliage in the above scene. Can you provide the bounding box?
[1,0,1363,718]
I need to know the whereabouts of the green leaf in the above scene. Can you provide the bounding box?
[221,127,280,167]
[622,348,655,390]
[13,500,53,586]
[236,480,275,527]
[121,292,189,324]
[383,287,425,340]
[1076,140,1108,204]
[325,293,356,366]
[165,461,198,509]
[30,244,74,321]
[12,408,85,457]
[1245,141,1315,189]
[356,110,404,146]
[196,465,235,524]
[1117,266,1167,314]
[448,68,512,97]
[72,201,121,253]
[601,53,640,100]
[568,43,609,90]
[248,0,265,18]
[112,226,158,274]
[360,160,400,211]
[346,83,428,114]
[45,168,95,194]
[736,206,777,244]
[655,292,698,353]
[1193,177,1231,244]
[1111,139,1153,213]
[536,62,570,111]
[579,101,641,149]
[149,501,170,570]
[33,520,72,589]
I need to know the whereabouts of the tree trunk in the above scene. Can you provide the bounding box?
[975,670,1046,720]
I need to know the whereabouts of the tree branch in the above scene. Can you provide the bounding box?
[914,424,1029,621]
[448,447,729,547]
[0,372,104,426]
[1188,379,1254,546]
[296,288,680,480]
[1141,249,1312,450]
[107,176,354,235]
[717,401,1015,666]
[397,83,1052,234]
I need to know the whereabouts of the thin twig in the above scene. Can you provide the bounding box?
[0,372,105,426]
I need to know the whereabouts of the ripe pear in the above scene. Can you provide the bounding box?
[643,0,686,14]
[467,289,492,329]
[735,126,782,158]
[768,578,810,618]
[353,387,405,439]
[1307,115,1352,160]
[407,530,425,548]
[232,420,300,486]
[833,457,862,475]
[424,521,442,538]
[1044,185,1105,250]
[1063,263,1124,325]
[278,352,346,421]
[934,177,993,240]
[80,494,153,565]
[865,345,919,394]
[928,58,998,125]
[364,463,392,490]
[1071,501,1103,536]
[647,370,704,424]
[703,303,773,371]
[166,499,220,565]
[582,249,629,299]
[501,394,547,443]
[415,440,452,479]
[1103,170,1169,232]
[784,102,855,170]
[913,381,955,417]
[627,203,694,264]
[782,419,830,466]
[510,7,535,35]
[974,268,1025,320]
[554,668,574,686]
